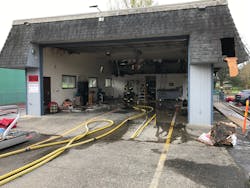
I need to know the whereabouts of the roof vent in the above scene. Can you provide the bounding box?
[23,22,30,26]
[198,4,207,10]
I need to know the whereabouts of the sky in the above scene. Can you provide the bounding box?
[0,0,249,54]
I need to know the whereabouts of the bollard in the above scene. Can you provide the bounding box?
[243,99,249,134]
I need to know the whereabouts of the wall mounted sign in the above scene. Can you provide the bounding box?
[28,83,39,93]
[28,75,39,82]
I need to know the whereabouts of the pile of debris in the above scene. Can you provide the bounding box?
[198,121,237,146]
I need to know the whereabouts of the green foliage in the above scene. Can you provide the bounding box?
[238,61,250,89]
[216,67,229,87]
[129,0,153,8]
[215,61,250,92]
[230,87,241,94]
[227,75,244,88]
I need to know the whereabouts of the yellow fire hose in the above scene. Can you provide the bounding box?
[0,105,152,186]
[30,108,120,146]
[0,119,114,159]
[130,113,156,139]
[0,106,153,159]
[0,108,119,159]
[0,119,113,185]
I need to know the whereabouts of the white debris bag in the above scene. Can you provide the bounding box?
[225,134,237,146]
[197,132,214,146]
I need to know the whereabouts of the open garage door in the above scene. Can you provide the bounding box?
[41,36,188,116]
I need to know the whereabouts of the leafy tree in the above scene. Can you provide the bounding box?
[216,67,229,87]
[227,75,244,88]
[238,61,250,88]
[216,61,250,89]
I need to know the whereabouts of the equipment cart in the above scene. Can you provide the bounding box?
[0,105,36,150]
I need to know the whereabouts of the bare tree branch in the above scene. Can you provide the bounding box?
[109,0,155,10]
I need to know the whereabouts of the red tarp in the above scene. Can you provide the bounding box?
[0,118,16,129]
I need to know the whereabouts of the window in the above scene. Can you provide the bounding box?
[88,77,97,88]
[62,75,76,89]
[169,82,174,87]
[105,78,112,87]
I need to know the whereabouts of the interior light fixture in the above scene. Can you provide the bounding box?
[31,49,35,54]
[100,65,104,73]
[105,51,111,56]
[120,60,127,66]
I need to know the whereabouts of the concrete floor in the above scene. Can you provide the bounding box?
[0,105,249,188]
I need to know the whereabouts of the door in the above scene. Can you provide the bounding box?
[146,76,156,101]
[77,81,89,105]
[43,77,51,106]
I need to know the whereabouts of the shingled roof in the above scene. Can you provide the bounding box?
[0,0,248,68]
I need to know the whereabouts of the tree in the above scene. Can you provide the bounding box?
[216,67,229,87]
[227,75,243,88]
[239,61,250,88]
[109,0,155,10]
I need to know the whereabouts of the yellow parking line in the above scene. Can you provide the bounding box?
[153,116,157,127]
[149,109,177,188]
[130,114,156,139]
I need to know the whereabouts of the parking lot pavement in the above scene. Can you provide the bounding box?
[1,110,249,187]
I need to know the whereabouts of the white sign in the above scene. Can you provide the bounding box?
[28,83,39,93]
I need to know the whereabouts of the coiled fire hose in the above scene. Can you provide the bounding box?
[0,105,153,186]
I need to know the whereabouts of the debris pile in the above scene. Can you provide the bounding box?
[198,121,237,146]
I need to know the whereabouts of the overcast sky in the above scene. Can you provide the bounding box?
[0,0,249,53]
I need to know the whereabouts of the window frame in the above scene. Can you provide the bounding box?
[88,77,97,88]
[62,75,76,89]
[105,78,112,88]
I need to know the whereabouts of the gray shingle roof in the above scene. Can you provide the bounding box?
[0,0,248,68]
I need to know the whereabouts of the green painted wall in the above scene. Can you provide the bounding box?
[0,68,26,105]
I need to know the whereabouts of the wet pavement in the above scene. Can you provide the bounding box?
[0,104,250,187]
[227,128,250,183]
[214,103,250,183]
